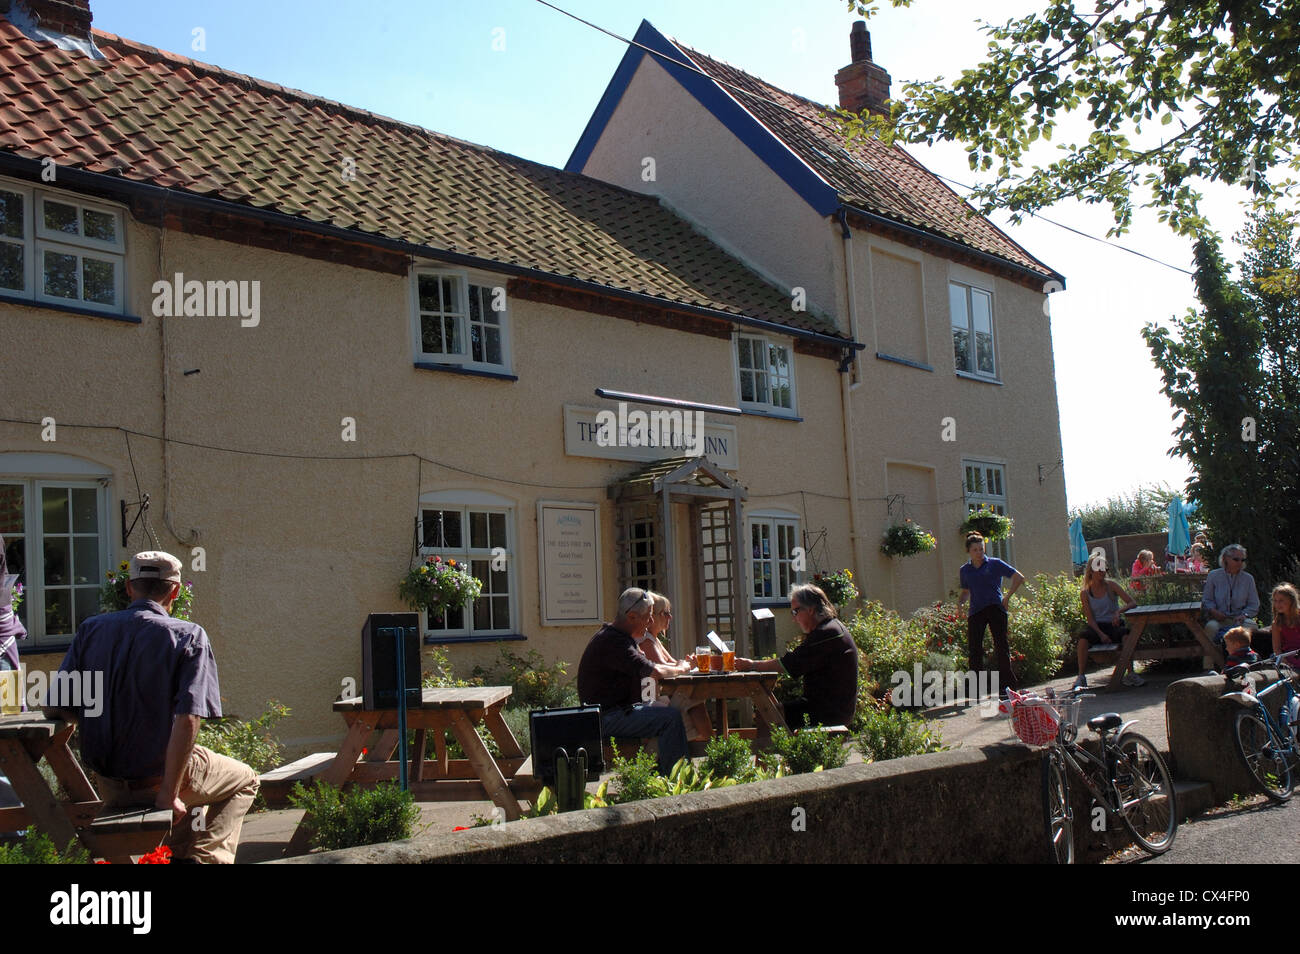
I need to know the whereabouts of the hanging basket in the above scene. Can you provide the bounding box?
[811,569,858,606]
[399,555,482,617]
[960,507,1014,541]
[880,520,937,558]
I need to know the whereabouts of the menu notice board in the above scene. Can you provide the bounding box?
[537,501,602,626]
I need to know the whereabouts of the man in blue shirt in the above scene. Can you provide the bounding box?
[958,533,1026,699]
[49,551,257,863]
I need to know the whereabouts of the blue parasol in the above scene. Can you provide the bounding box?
[1069,517,1088,564]
[1167,496,1192,557]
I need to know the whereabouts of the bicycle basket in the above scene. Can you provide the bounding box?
[1009,691,1084,746]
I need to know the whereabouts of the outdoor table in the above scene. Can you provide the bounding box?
[0,712,170,862]
[1104,601,1222,692]
[658,671,787,743]
[286,686,533,855]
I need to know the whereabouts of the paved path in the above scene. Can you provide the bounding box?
[1143,796,1297,865]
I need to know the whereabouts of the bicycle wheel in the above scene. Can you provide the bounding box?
[1114,732,1177,854]
[1041,749,1073,864]
[1233,710,1294,802]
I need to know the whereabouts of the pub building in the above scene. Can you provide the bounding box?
[0,2,1068,746]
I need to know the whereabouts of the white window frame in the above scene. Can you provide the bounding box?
[0,455,112,646]
[734,333,797,416]
[416,490,517,638]
[949,279,996,379]
[0,178,127,314]
[962,459,1012,562]
[410,268,511,374]
[747,511,802,603]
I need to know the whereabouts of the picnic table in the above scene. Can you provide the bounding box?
[1100,601,1223,692]
[285,686,536,855]
[0,712,171,862]
[658,671,787,743]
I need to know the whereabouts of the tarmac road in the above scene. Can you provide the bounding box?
[1140,795,1299,864]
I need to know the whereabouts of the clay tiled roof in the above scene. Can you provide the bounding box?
[670,41,1060,281]
[0,18,845,339]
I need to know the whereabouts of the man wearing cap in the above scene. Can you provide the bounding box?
[48,551,258,863]
[577,587,690,775]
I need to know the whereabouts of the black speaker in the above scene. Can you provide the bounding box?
[528,706,604,783]
[361,613,422,710]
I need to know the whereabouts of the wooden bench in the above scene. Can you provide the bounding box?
[87,807,172,864]
[257,752,337,807]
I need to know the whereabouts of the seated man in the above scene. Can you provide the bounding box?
[577,588,689,774]
[47,551,258,864]
[735,583,858,727]
[1202,544,1260,644]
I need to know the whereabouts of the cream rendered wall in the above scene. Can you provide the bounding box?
[576,54,846,328]
[0,205,852,746]
[852,232,1069,615]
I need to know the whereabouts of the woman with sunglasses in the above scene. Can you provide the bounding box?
[636,592,712,740]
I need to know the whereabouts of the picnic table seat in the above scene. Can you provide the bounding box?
[88,806,172,863]
[257,752,337,807]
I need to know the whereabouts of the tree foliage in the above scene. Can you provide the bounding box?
[844,0,1300,236]
[1141,211,1300,591]
[1069,484,1176,540]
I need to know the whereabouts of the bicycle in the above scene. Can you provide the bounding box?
[1221,649,1300,801]
[1008,687,1178,864]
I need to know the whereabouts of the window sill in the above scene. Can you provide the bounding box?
[17,639,73,657]
[876,352,934,372]
[739,408,803,422]
[424,633,527,645]
[414,362,517,382]
[0,293,141,324]
[955,370,1003,386]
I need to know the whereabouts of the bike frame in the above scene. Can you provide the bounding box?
[1054,721,1137,817]
[1244,669,1299,762]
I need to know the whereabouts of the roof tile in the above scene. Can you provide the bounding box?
[0,18,845,340]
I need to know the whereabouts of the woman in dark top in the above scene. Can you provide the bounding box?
[736,583,859,727]
[0,533,26,672]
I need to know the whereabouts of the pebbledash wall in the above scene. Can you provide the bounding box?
[573,49,1071,617]
[1,207,854,746]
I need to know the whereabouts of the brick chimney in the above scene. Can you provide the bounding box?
[835,20,892,116]
[13,0,93,40]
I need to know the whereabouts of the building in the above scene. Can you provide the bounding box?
[0,1,1068,745]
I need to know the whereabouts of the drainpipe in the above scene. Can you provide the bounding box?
[836,208,868,585]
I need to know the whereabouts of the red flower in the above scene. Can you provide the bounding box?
[452,826,469,831]
[137,845,172,864]
[361,747,368,755]
[95,859,110,865]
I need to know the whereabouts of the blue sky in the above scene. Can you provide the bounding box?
[90,0,1252,511]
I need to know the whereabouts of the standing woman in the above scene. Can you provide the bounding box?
[0,533,26,673]
[958,532,1026,698]
[1075,559,1138,689]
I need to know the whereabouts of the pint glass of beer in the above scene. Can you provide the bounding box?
[722,640,736,672]
[695,646,712,673]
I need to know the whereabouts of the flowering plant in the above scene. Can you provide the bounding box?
[7,581,21,614]
[812,568,859,607]
[880,520,937,558]
[100,561,195,620]
[399,555,482,616]
[959,507,1014,542]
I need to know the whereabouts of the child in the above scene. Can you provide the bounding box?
[1223,626,1259,666]
[1269,583,1300,656]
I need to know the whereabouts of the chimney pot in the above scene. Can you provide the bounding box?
[849,20,871,64]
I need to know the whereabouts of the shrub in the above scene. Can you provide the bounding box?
[1032,572,1087,635]
[197,700,290,774]
[857,706,948,762]
[846,602,930,693]
[422,646,480,689]
[1007,604,1068,684]
[500,706,532,757]
[607,746,745,804]
[701,732,761,784]
[0,831,88,864]
[908,602,968,661]
[471,648,577,709]
[288,779,419,852]
[761,719,849,775]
